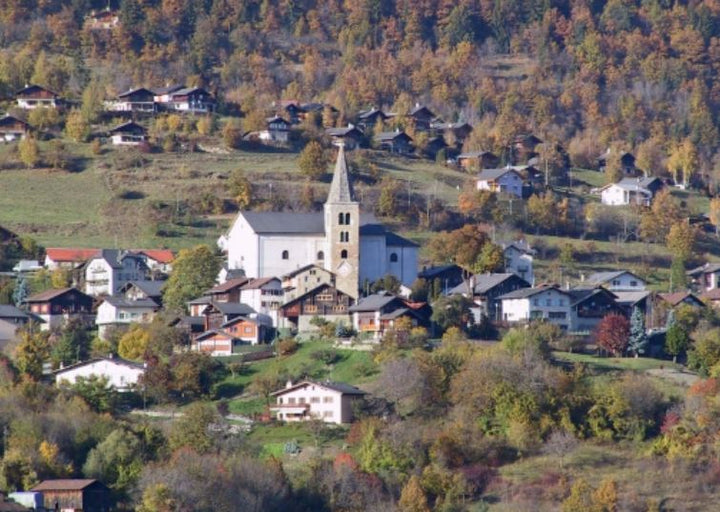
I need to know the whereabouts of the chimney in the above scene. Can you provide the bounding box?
[285,380,293,389]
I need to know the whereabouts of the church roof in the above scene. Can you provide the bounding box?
[242,212,325,234]
[326,144,354,203]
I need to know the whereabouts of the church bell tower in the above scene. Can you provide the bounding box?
[324,143,360,299]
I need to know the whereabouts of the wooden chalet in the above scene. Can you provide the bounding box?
[105,88,156,113]
[408,104,436,131]
[457,151,500,172]
[23,287,94,331]
[15,84,60,109]
[374,130,413,154]
[278,283,353,330]
[0,115,30,142]
[108,121,147,145]
[30,479,113,512]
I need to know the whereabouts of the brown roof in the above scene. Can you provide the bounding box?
[31,479,99,491]
[242,277,278,290]
[207,277,250,294]
[701,289,720,301]
[658,292,703,307]
[45,248,99,263]
[25,287,82,302]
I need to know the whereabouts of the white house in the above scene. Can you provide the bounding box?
[85,250,149,296]
[54,357,145,392]
[96,296,160,339]
[585,270,646,292]
[599,177,664,206]
[221,145,418,298]
[43,248,99,270]
[498,285,573,330]
[503,241,535,285]
[238,277,283,326]
[16,84,60,109]
[476,168,524,198]
[688,263,720,292]
[109,121,147,146]
[270,380,366,424]
[258,116,290,142]
[348,291,425,340]
[154,86,214,113]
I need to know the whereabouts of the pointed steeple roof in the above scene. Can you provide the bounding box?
[326,143,354,204]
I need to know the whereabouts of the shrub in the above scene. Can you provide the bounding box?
[277,338,299,356]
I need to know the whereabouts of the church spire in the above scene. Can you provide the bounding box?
[326,143,354,204]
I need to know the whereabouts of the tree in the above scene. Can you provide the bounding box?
[12,275,29,307]
[80,78,104,124]
[162,245,221,313]
[83,428,144,497]
[118,325,151,361]
[229,168,253,209]
[398,475,431,512]
[18,137,40,169]
[666,222,696,262]
[69,375,118,413]
[667,139,697,187]
[14,328,50,380]
[298,140,327,180]
[52,318,91,366]
[710,197,720,236]
[474,242,504,274]
[430,295,473,333]
[627,307,648,358]
[639,189,681,243]
[64,110,90,142]
[376,177,402,218]
[595,313,630,356]
[168,402,220,454]
[665,323,688,364]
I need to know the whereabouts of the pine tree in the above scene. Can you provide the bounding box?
[628,307,648,358]
[12,275,29,308]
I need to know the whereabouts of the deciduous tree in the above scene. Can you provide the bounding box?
[298,140,327,180]
[162,245,220,313]
[595,313,630,357]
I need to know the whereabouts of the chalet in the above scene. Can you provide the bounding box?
[84,249,149,296]
[658,291,705,309]
[282,264,335,301]
[418,264,465,294]
[15,85,60,109]
[133,249,174,274]
[457,151,500,172]
[568,287,624,333]
[687,263,720,292]
[239,277,284,323]
[586,270,646,292]
[195,316,269,355]
[348,291,427,339]
[284,102,306,124]
[597,149,636,175]
[498,285,572,330]
[84,8,120,30]
[95,295,159,338]
[278,283,352,331]
[108,121,147,146]
[503,241,535,284]
[257,116,290,143]
[105,88,156,113]
[0,115,31,142]
[356,107,388,131]
[120,281,164,303]
[199,302,257,331]
[613,290,653,317]
[205,277,251,303]
[154,86,214,113]
[187,296,213,317]
[374,130,413,154]
[449,273,530,322]
[30,479,113,512]
[44,248,98,270]
[408,104,435,131]
[54,356,145,391]
[512,134,543,163]
[425,136,448,159]
[700,288,720,309]
[23,287,93,331]
[476,168,524,198]
[325,125,364,150]
[430,121,473,145]
[599,177,664,206]
[270,380,366,424]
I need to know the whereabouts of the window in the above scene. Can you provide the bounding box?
[243,326,253,334]
[282,250,289,260]
[323,396,334,403]
[317,251,324,261]
[390,253,398,263]
[288,397,296,404]
[548,312,567,319]
[612,280,620,286]
[340,232,350,242]
[545,299,552,306]
[323,411,333,418]
[532,299,539,306]
[344,212,350,225]
[338,213,345,225]
[311,397,320,403]
[341,249,348,259]
[299,397,306,404]
[630,280,638,286]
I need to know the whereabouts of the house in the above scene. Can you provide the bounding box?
[54,356,145,391]
[430,121,473,146]
[503,241,535,284]
[199,302,258,331]
[155,86,214,113]
[12,260,42,273]
[512,134,543,163]
[95,295,159,339]
[283,102,306,124]
[568,287,624,333]
[0,115,31,142]
[84,8,120,30]
[270,380,366,424]
[133,249,174,274]
[586,270,646,292]
[282,264,336,301]
[457,151,500,172]
[30,479,113,512]
[15,85,60,109]
[108,121,147,146]
[216,264,246,284]
[597,149,636,175]
[222,145,419,297]
[688,263,720,292]
[23,287,93,331]
[449,273,531,322]
[205,277,251,303]
[44,248,99,270]
[476,168,524,198]
[238,277,284,324]
[325,125,364,150]
[407,104,435,131]
[658,291,705,309]
[348,291,427,339]
[187,296,213,317]
[599,177,664,206]
[356,107,388,131]
[278,283,352,331]
[120,281,164,303]
[498,285,572,330]
[425,136,448,159]
[84,250,149,296]
[257,116,290,143]
[700,288,720,309]
[105,88,156,113]
[613,290,653,317]
[195,316,269,355]
[374,130,413,154]
[418,264,465,295]
[0,305,31,353]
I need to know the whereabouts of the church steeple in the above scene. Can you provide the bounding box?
[324,143,360,299]
[326,143,354,204]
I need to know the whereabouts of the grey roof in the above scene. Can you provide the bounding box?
[326,126,363,137]
[375,130,412,142]
[504,241,536,255]
[359,224,419,247]
[124,280,165,298]
[348,292,399,312]
[612,290,651,305]
[241,212,325,234]
[327,144,354,203]
[586,270,643,285]
[566,287,617,307]
[281,263,329,279]
[409,104,434,117]
[498,286,568,300]
[357,108,386,120]
[117,87,154,98]
[0,305,28,320]
[418,264,462,279]
[688,263,720,276]
[187,295,212,305]
[53,356,144,375]
[617,177,661,189]
[449,273,528,296]
[458,151,496,159]
[211,302,256,316]
[103,296,159,308]
[153,84,184,95]
[477,168,523,181]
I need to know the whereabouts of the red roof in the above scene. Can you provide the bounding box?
[45,248,99,263]
[135,249,174,264]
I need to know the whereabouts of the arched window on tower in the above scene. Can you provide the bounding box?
[338,213,345,225]
[340,232,350,242]
[282,250,289,260]
[317,251,324,261]
[341,249,348,259]
[390,252,398,263]
[344,212,351,225]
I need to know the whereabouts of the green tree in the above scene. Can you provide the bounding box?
[118,325,150,361]
[229,168,253,209]
[162,245,220,313]
[64,110,90,142]
[376,177,402,218]
[70,375,118,413]
[14,328,50,380]
[665,324,688,364]
[80,78,104,124]
[627,307,648,358]
[18,136,40,169]
[12,275,29,307]
[52,318,91,366]
[298,140,327,180]
[430,295,473,333]
[168,402,219,454]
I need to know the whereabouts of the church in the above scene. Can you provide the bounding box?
[220,145,418,298]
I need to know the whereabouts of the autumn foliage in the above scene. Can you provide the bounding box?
[595,313,630,357]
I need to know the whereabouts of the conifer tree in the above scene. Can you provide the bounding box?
[628,307,648,358]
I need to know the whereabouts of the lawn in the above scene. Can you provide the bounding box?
[552,352,682,373]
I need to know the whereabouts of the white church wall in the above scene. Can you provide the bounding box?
[259,235,326,278]
[227,215,259,274]
[387,245,418,286]
[359,236,387,284]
